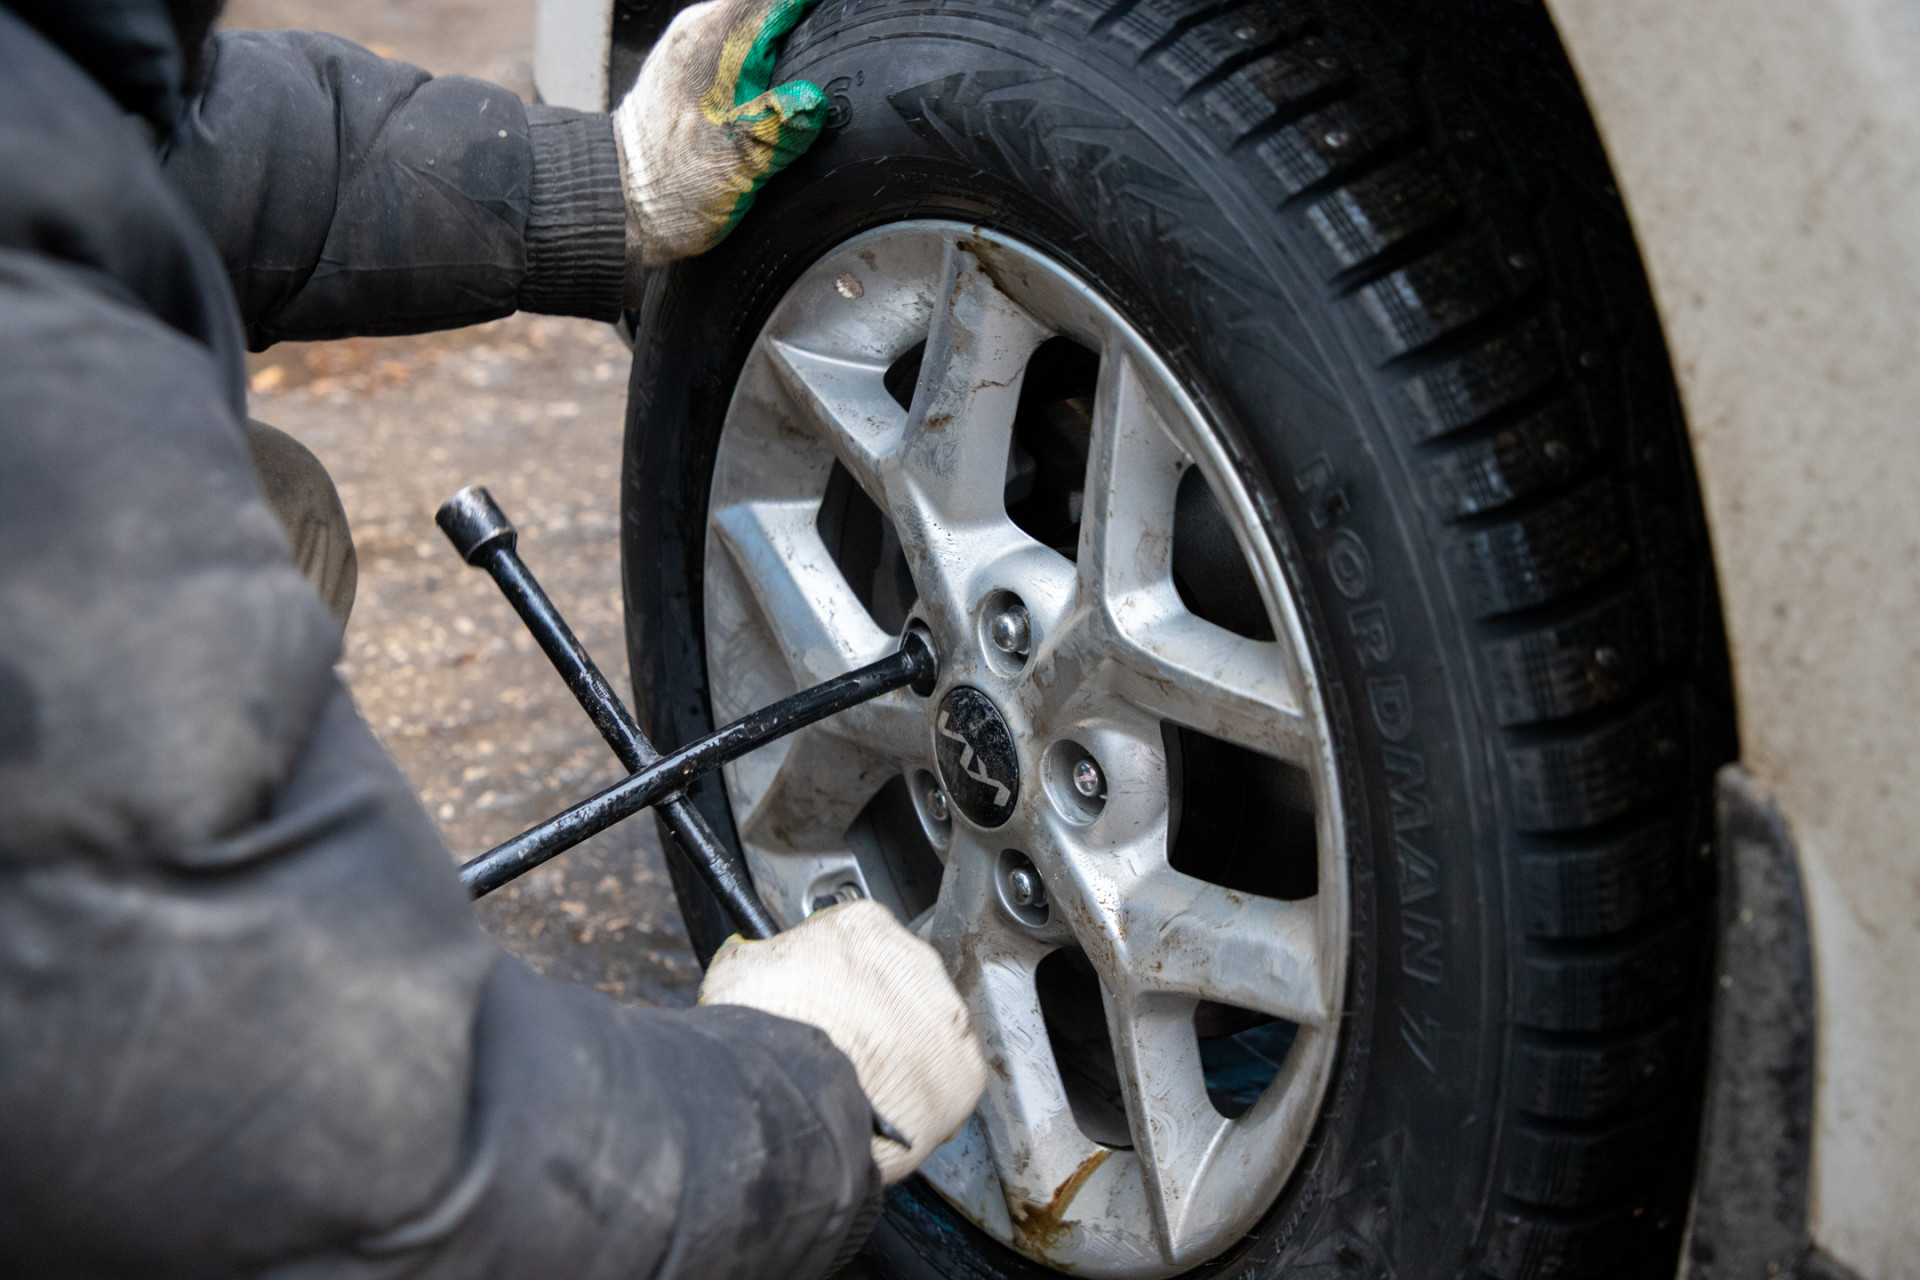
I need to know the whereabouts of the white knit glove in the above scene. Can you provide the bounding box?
[612,0,827,265]
[699,900,987,1183]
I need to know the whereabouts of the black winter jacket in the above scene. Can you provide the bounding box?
[0,3,881,1276]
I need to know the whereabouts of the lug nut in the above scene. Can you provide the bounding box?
[810,881,865,914]
[989,604,1031,657]
[926,787,950,823]
[998,850,1049,924]
[1071,757,1104,799]
[1006,865,1047,909]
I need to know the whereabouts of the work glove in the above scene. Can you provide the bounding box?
[699,900,988,1183]
[612,0,827,265]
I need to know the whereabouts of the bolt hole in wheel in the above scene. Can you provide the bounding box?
[700,224,1346,1275]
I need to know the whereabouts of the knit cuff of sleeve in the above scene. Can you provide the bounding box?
[519,105,628,321]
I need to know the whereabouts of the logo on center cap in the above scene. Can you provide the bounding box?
[934,686,1020,828]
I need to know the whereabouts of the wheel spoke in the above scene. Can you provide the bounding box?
[887,243,1051,592]
[1105,993,1223,1261]
[822,684,929,764]
[924,844,1109,1216]
[733,724,897,853]
[1052,828,1332,1029]
[762,337,903,504]
[1108,612,1315,764]
[1070,350,1314,763]
[1078,348,1190,599]
[1059,847,1327,1260]
[710,498,893,685]
[709,497,928,845]
[1117,872,1329,1026]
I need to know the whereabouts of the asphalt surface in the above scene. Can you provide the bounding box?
[224,0,702,1009]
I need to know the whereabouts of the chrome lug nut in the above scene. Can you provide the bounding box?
[989,604,1031,657]
[810,881,865,914]
[997,849,1050,925]
[926,787,950,823]
[1072,757,1104,799]
[1006,865,1046,909]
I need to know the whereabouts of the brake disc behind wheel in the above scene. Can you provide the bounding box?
[620,1,1733,1275]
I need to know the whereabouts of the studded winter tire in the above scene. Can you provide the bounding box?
[619,0,1734,1276]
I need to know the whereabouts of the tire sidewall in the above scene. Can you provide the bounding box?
[623,8,1511,1275]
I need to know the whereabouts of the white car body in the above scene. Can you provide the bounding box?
[533,0,612,116]
[535,3,1920,1274]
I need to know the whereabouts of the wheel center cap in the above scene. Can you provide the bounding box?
[934,686,1020,828]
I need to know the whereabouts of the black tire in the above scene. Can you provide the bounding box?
[619,1,1734,1276]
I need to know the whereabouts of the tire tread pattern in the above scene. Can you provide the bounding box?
[1071,0,1724,1270]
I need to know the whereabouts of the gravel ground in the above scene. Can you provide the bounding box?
[224,0,702,1009]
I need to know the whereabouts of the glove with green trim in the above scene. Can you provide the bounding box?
[612,0,827,265]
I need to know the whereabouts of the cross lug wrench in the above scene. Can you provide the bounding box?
[437,486,779,936]
[437,487,937,1149]
[435,484,940,920]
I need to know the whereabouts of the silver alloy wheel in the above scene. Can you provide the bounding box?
[702,222,1349,1278]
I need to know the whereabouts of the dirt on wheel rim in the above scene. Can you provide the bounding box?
[699,222,1350,1277]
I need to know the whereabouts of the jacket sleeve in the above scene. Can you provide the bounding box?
[159,29,629,347]
[0,250,878,1279]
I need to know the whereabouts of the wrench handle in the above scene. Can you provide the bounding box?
[437,486,778,938]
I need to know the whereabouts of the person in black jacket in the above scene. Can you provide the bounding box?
[0,1,985,1276]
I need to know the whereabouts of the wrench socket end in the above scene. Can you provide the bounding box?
[436,485,516,566]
